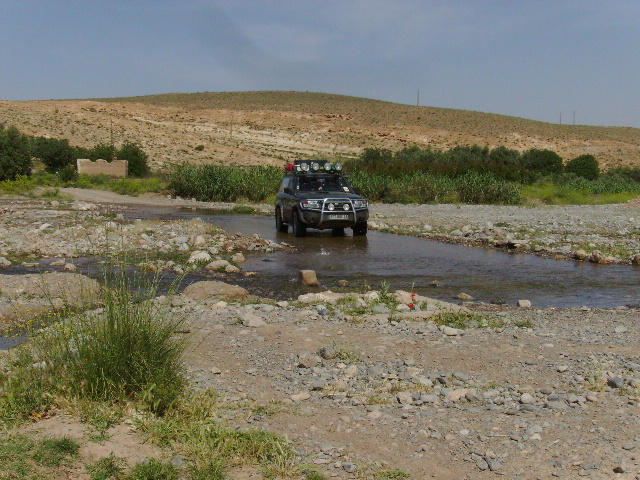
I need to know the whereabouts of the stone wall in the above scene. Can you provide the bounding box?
[77,159,128,177]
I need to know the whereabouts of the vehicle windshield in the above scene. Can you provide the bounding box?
[297,175,351,193]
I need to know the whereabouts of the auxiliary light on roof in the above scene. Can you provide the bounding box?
[290,160,344,172]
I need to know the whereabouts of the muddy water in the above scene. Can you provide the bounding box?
[122,207,640,309]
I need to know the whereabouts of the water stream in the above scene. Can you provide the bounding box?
[2,206,639,349]
[124,206,640,309]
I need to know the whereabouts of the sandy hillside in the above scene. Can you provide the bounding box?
[1,91,639,171]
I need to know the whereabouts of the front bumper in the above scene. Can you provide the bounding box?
[299,208,368,229]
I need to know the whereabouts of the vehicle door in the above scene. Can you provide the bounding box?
[280,176,296,222]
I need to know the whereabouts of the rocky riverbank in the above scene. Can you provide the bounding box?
[176,282,640,479]
[367,202,640,265]
[7,277,639,479]
[1,192,640,478]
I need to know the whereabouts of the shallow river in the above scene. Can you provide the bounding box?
[123,207,640,310]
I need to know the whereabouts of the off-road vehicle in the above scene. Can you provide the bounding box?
[275,160,369,237]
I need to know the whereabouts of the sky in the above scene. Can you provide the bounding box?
[1,0,639,128]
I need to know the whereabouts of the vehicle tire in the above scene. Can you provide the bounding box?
[292,210,307,237]
[332,228,345,236]
[352,222,368,236]
[275,207,288,233]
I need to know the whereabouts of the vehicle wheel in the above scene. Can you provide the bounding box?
[292,210,307,237]
[332,228,345,236]
[275,207,288,233]
[352,222,368,236]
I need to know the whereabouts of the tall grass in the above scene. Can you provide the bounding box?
[168,163,282,202]
[348,170,522,205]
[0,270,187,420]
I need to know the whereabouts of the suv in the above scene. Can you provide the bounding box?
[275,160,369,237]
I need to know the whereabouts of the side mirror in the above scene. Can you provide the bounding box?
[284,187,293,195]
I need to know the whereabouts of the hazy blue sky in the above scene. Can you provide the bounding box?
[1,1,639,127]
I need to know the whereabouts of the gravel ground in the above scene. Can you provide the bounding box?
[2,191,640,479]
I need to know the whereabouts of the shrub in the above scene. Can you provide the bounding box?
[0,125,32,181]
[58,164,79,183]
[521,148,563,178]
[118,141,149,177]
[607,166,640,183]
[87,143,117,162]
[566,154,599,180]
[31,137,76,173]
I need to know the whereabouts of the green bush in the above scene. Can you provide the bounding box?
[566,154,599,180]
[58,164,79,183]
[0,125,32,181]
[87,143,117,162]
[32,136,76,173]
[520,148,563,178]
[607,166,640,183]
[118,141,149,178]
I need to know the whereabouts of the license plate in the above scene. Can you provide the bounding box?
[329,214,349,220]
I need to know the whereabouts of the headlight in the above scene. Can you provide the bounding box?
[353,200,368,209]
[301,200,321,209]
[311,162,320,171]
[327,203,335,211]
[343,204,350,211]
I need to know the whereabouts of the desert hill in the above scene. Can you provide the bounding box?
[1,91,638,170]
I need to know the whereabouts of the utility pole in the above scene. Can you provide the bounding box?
[573,111,576,126]
[417,89,420,107]
[559,112,562,125]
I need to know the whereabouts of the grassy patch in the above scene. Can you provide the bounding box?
[32,436,80,467]
[0,434,80,478]
[431,311,503,329]
[374,469,411,480]
[522,183,640,205]
[129,458,179,480]
[141,388,296,479]
[513,319,535,329]
[74,174,168,197]
[88,453,126,480]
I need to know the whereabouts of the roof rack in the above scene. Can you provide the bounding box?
[285,159,343,173]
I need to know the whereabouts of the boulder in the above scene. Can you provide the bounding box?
[241,312,266,327]
[182,280,249,301]
[231,252,246,263]
[441,325,464,336]
[300,270,319,286]
[298,291,344,305]
[204,259,231,271]
[188,251,212,264]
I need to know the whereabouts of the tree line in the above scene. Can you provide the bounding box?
[0,124,149,182]
[346,145,606,182]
